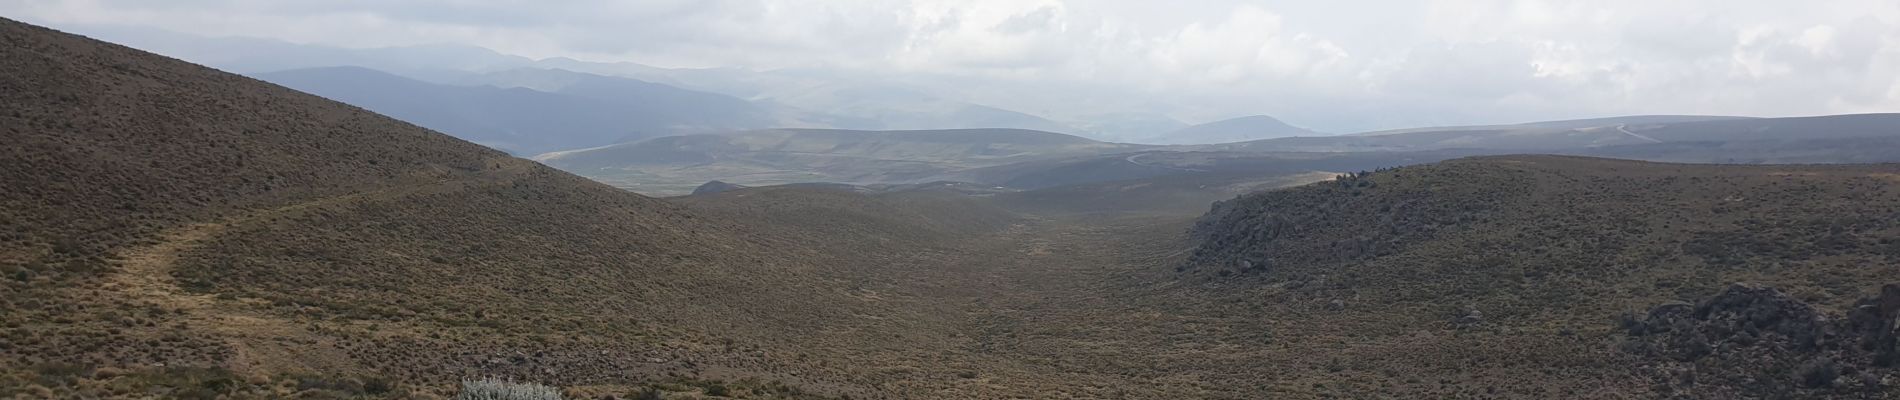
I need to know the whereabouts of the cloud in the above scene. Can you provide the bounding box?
[4,0,1897,131]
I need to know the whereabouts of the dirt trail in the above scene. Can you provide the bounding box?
[109,220,339,376]
[105,160,535,376]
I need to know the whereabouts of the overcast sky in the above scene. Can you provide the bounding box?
[6,0,1898,131]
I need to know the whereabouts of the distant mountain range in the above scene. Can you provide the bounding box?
[254,66,774,154]
[536,128,1141,194]
[51,21,1900,196]
[1066,112,1190,143]
[63,26,1092,146]
[1197,114,1900,154]
[1136,115,1318,145]
[541,112,1900,195]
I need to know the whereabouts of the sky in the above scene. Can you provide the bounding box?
[5,0,1899,132]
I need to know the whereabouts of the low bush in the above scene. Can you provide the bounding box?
[456,378,563,400]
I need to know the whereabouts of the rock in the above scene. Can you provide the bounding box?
[1849,284,1900,366]
[1649,300,1694,319]
[1455,307,1484,327]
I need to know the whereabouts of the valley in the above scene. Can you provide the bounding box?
[5,13,1900,400]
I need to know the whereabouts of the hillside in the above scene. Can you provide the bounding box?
[0,17,989,399]
[14,15,1900,400]
[991,171,1338,216]
[1142,115,1316,145]
[536,128,1144,195]
[1183,155,1900,396]
[254,66,772,154]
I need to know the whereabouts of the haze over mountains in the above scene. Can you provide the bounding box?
[1141,115,1318,144]
[253,66,773,154]
[43,27,1079,136]
[56,24,1899,197]
[529,111,1900,196]
[8,6,1900,400]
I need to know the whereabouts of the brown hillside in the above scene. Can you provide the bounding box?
[1183,155,1900,397]
[0,17,903,399]
[14,14,1900,399]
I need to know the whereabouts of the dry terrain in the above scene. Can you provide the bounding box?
[7,17,1900,400]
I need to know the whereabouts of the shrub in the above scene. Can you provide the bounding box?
[1798,359,1838,388]
[633,388,665,400]
[456,378,563,400]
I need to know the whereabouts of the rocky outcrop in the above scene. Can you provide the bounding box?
[1849,285,1900,367]
[1621,283,1900,397]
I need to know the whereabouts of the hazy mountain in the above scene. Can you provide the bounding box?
[1344,114,1753,137]
[1140,115,1317,145]
[535,128,1143,195]
[55,24,534,78]
[1068,112,1191,142]
[755,81,1083,133]
[532,112,1900,197]
[459,67,782,128]
[1210,114,1899,153]
[47,25,1086,138]
[253,66,772,154]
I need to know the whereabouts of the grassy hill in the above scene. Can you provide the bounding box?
[1182,155,1900,396]
[11,15,1900,399]
[0,17,986,399]
[991,171,1338,216]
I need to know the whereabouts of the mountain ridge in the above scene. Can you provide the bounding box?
[253,66,773,154]
[1140,114,1317,144]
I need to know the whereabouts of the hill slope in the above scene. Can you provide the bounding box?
[0,17,965,399]
[1183,155,1900,396]
[16,16,1900,400]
